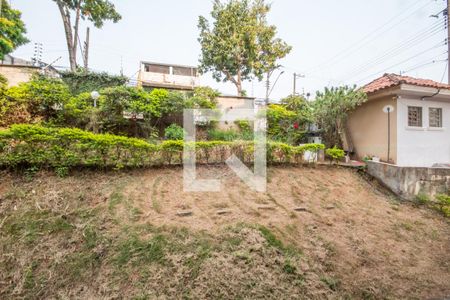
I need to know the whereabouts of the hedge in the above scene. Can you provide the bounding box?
[0,125,325,171]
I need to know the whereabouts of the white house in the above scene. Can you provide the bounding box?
[346,73,450,167]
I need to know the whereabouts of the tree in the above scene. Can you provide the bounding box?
[198,0,291,96]
[313,86,367,148]
[0,0,29,59]
[53,0,121,71]
[280,94,309,112]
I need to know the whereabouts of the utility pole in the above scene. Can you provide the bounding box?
[84,27,90,71]
[447,0,450,84]
[265,72,270,104]
[293,73,305,95]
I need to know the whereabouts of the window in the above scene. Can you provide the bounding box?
[172,66,192,76]
[145,64,170,74]
[429,107,443,128]
[408,106,422,127]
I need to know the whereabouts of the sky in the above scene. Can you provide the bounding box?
[10,0,449,101]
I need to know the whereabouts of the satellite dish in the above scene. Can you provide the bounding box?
[383,105,395,113]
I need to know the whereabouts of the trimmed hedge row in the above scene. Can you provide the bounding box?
[0,125,325,171]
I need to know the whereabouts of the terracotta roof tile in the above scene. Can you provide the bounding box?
[363,73,450,94]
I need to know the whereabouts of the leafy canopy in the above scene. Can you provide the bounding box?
[54,0,121,27]
[313,86,367,147]
[0,0,29,59]
[198,0,291,95]
[60,70,128,94]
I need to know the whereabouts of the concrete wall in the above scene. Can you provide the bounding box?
[396,96,450,167]
[347,96,397,163]
[216,96,255,130]
[0,65,38,86]
[367,161,450,200]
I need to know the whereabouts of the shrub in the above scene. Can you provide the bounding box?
[3,75,70,124]
[325,146,345,164]
[266,104,306,144]
[60,70,128,95]
[164,124,184,140]
[435,194,450,216]
[207,128,240,141]
[313,86,367,147]
[0,124,326,173]
[415,193,430,205]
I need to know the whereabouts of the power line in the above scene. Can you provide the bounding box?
[401,55,447,74]
[304,0,433,73]
[355,41,447,84]
[341,19,446,81]
[440,59,449,82]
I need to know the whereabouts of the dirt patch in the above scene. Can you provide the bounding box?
[0,166,449,299]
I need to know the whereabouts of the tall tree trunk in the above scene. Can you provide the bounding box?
[236,70,242,96]
[55,0,77,71]
[72,1,82,70]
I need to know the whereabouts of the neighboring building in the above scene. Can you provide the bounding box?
[0,55,59,86]
[345,73,450,167]
[137,61,199,91]
[215,95,255,129]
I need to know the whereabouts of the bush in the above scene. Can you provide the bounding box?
[164,124,184,140]
[415,193,430,205]
[266,104,306,144]
[207,128,240,141]
[2,75,70,125]
[0,125,326,173]
[435,194,450,216]
[325,146,345,164]
[60,70,128,95]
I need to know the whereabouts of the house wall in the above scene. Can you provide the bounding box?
[347,96,397,163]
[0,66,38,86]
[396,96,450,167]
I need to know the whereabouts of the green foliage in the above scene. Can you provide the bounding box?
[53,0,121,70]
[0,74,219,139]
[267,104,306,144]
[164,124,184,140]
[0,0,29,59]
[313,86,367,147]
[415,193,430,205]
[0,124,326,172]
[1,75,70,124]
[234,120,251,132]
[258,225,284,251]
[207,128,240,141]
[185,86,219,109]
[54,0,121,27]
[280,94,309,112]
[412,193,450,217]
[435,194,450,216]
[0,73,8,86]
[60,70,128,94]
[325,146,345,164]
[198,0,291,95]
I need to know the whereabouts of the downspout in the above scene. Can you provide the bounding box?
[421,88,441,101]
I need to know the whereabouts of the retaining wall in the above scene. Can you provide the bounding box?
[366,161,450,200]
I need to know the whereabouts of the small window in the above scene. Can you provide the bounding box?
[145,64,170,74]
[429,107,442,128]
[408,106,422,127]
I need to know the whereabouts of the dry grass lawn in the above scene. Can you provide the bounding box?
[0,165,449,299]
